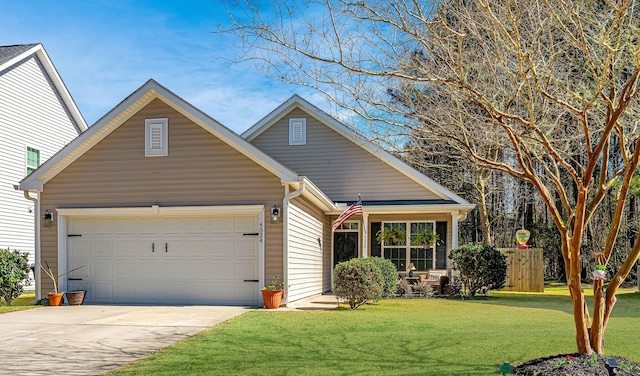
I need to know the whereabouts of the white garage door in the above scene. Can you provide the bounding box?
[66,214,260,305]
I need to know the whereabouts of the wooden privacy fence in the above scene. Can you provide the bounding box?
[498,248,544,292]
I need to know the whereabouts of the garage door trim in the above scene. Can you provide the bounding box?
[56,205,265,295]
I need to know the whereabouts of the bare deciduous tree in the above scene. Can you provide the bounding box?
[223,0,640,354]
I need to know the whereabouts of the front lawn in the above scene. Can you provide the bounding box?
[0,291,37,313]
[109,289,640,376]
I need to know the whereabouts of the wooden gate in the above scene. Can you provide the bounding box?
[498,248,544,292]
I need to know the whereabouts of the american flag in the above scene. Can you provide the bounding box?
[331,201,363,232]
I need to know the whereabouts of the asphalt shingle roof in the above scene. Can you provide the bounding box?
[0,43,39,66]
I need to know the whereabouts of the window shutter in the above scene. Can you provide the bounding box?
[289,118,306,145]
[145,118,168,156]
[435,222,447,269]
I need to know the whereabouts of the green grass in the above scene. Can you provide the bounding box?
[109,288,640,376]
[0,291,38,313]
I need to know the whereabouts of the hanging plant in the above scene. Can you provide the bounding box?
[376,226,406,244]
[411,229,440,247]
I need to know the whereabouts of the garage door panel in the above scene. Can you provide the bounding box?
[211,239,232,256]
[235,239,258,257]
[235,216,257,233]
[234,261,258,279]
[91,218,114,235]
[94,262,113,280]
[113,219,139,235]
[115,261,136,279]
[183,238,209,257]
[93,283,114,301]
[69,239,90,257]
[210,217,232,233]
[94,240,113,257]
[186,217,209,234]
[68,213,260,305]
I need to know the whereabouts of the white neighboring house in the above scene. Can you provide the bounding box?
[0,43,87,287]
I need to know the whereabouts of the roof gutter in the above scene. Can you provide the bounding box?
[22,190,41,302]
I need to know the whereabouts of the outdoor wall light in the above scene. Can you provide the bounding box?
[270,206,281,224]
[42,210,54,228]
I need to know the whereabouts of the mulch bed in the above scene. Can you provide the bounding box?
[513,353,640,375]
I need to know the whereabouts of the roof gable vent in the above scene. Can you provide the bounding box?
[289,118,306,145]
[145,118,168,156]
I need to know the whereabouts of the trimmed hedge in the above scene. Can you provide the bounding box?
[333,258,385,309]
[449,243,507,298]
[361,257,397,297]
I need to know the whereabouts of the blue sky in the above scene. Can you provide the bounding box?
[0,1,320,133]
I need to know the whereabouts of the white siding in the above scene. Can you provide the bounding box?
[287,202,324,302]
[0,55,81,274]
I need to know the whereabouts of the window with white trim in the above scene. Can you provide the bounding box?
[26,146,40,175]
[289,118,306,145]
[381,221,436,271]
[145,118,168,157]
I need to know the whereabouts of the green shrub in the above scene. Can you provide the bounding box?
[449,243,507,298]
[361,257,397,297]
[395,278,413,296]
[0,249,30,305]
[333,258,384,309]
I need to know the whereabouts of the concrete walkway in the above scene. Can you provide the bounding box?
[0,305,250,376]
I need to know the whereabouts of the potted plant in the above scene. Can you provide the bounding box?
[411,229,440,248]
[65,273,88,305]
[261,275,286,309]
[376,226,406,244]
[38,260,85,306]
[592,264,606,280]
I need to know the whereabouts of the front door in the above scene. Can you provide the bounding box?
[333,231,359,267]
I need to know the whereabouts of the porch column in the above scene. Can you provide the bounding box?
[362,211,368,257]
[451,212,459,271]
[451,212,459,248]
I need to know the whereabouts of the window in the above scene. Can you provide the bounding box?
[145,118,168,156]
[26,147,40,175]
[289,118,306,145]
[381,221,436,271]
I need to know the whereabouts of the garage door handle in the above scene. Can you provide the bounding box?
[243,233,259,236]
[165,243,168,252]
[68,278,83,281]
[152,243,155,252]
[244,279,259,283]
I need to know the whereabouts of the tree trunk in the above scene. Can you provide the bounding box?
[476,175,492,245]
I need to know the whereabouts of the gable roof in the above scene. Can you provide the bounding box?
[0,43,87,133]
[19,79,335,210]
[243,95,472,206]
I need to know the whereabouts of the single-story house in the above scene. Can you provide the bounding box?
[20,80,474,305]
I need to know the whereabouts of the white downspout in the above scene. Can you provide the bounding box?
[23,191,41,302]
[282,181,306,305]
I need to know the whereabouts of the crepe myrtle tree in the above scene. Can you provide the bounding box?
[223,0,640,354]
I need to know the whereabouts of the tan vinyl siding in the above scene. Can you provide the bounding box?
[39,99,284,294]
[251,108,439,202]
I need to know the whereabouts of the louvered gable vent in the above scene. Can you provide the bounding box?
[289,118,306,145]
[145,118,168,156]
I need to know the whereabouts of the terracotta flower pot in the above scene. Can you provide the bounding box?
[47,292,64,306]
[261,289,283,309]
[65,290,86,305]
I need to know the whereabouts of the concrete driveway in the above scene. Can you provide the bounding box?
[0,305,251,376]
